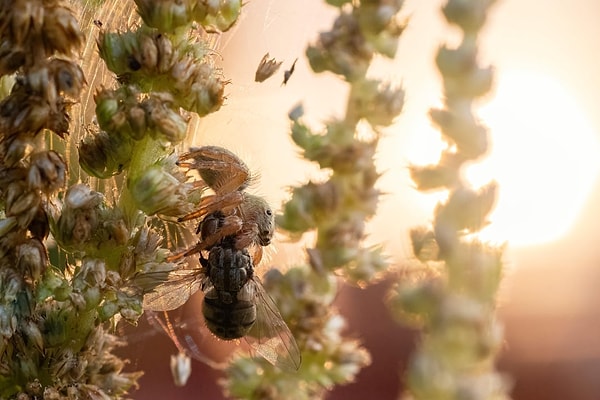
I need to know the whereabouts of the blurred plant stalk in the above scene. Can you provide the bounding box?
[387,0,511,399]
[225,0,408,399]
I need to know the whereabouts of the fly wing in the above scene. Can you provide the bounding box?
[245,278,301,372]
[144,310,226,370]
[142,267,207,311]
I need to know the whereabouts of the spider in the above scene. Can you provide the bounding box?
[171,146,274,263]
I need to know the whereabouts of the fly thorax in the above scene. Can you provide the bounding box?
[207,246,252,293]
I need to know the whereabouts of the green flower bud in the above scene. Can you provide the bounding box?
[435,183,497,237]
[326,0,352,6]
[97,30,139,75]
[348,79,404,127]
[406,350,454,399]
[388,278,444,327]
[99,300,119,321]
[409,227,440,262]
[128,162,192,217]
[37,267,69,301]
[357,1,403,36]
[290,118,328,155]
[409,152,462,191]
[443,0,495,33]
[143,93,188,143]
[79,129,134,178]
[195,0,242,32]
[445,241,504,301]
[343,246,387,286]
[436,43,493,98]
[18,356,38,381]
[430,106,488,159]
[94,89,121,131]
[306,13,372,80]
[135,0,194,32]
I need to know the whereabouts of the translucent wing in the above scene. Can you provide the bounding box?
[142,267,208,311]
[144,310,226,370]
[245,278,302,372]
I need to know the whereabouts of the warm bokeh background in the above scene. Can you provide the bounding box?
[122,0,600,398]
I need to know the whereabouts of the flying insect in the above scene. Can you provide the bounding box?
[282,58,297,86]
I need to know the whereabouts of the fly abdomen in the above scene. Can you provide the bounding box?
[202,289,256,340]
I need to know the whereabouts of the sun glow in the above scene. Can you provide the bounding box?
[466,71,600,246]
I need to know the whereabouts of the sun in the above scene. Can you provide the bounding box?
[465,70,600,246]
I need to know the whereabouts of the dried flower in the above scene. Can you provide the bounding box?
[170,352,192,386]
[54,184,104,250]
[27,151,67,194]
[16,238,48,283]
[255,53,283,83]
[5,181,41,228]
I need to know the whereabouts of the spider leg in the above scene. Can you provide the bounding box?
[178,191,244,222]
[249,245,263,265]
[179,146,252,193]
[166,241,205,262]
[200,214,243,249]
[168,214,245,262]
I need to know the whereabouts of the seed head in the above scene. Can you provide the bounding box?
[27,151,67,194]
[129,163,193,217]
[135,0,194,32]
